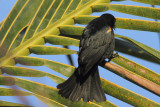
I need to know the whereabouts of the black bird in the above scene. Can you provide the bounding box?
[57,13,116,102]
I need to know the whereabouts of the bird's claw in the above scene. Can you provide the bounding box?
[108,52,119,62]
[112,52,119,58]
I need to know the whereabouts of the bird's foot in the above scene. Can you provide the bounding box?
[108,52,119,62]
[112,52,119,58]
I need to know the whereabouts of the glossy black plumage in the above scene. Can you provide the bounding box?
[57,13,116,102]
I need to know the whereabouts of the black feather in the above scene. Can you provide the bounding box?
[57,13,116,102]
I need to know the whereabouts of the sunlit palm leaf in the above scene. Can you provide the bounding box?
[0,76,116,107]
[74,16,160,32]
[21,0,82,43]
[100,78,160,107]
[0,0,160,106]
[92,4,160,19]
[0,21,3,28]
[0,0,44,57]
[29,45,77,55]
[130,0,160,5]
[45,35,79,46]
[112,55,160,86]
[13,56,160,106]
[0,100,28,106]
[0,87,31,96]
[102,61,160,97]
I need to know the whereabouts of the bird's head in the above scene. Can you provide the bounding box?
[100,13,116,28]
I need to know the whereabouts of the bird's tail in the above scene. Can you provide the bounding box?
[57,66,106,102]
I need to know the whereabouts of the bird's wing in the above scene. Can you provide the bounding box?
[78,27,114,76]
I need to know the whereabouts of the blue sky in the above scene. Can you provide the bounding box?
[0,0,159,107]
